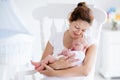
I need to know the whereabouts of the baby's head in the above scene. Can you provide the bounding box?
[71,37,88,51]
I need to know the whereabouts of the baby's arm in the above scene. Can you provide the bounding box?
[58,48,71,57]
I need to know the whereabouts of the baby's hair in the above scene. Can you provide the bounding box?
[69,2,94,24]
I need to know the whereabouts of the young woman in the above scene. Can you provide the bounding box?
[32,2,97,80]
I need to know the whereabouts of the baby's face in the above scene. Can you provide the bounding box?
[71,39,83,50]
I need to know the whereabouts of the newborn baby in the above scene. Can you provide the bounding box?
[32,37,88,70]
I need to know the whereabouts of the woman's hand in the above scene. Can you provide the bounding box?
[39,63,56,76]
[31,61,56,76]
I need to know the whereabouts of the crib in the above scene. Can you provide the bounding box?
[0,29,34,80]
[0,0,34,66]
[0,0,36,79]
[0,29,34,65]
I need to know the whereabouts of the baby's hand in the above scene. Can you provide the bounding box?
[58,49,70,57]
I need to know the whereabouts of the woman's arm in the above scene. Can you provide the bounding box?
[44,44,97,77]
[31,41,53,70]
[41,41,53,60]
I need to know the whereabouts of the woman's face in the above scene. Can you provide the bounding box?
[69,20,90,39]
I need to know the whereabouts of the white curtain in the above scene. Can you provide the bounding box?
[0,0,29,34]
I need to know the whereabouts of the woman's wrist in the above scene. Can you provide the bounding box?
[52,70,61,77]
[52,70,69,77]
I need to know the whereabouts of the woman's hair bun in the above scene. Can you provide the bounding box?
[77,2,86,7]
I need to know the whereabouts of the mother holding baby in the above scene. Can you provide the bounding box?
[32,2,97,80]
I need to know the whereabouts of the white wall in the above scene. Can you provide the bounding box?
[94,0,120,72]
[95,0,120,11]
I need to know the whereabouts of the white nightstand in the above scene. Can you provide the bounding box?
[99,27,120,78]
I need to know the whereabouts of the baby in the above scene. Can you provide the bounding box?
[32,37,88,70]
[66,37,88,65]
